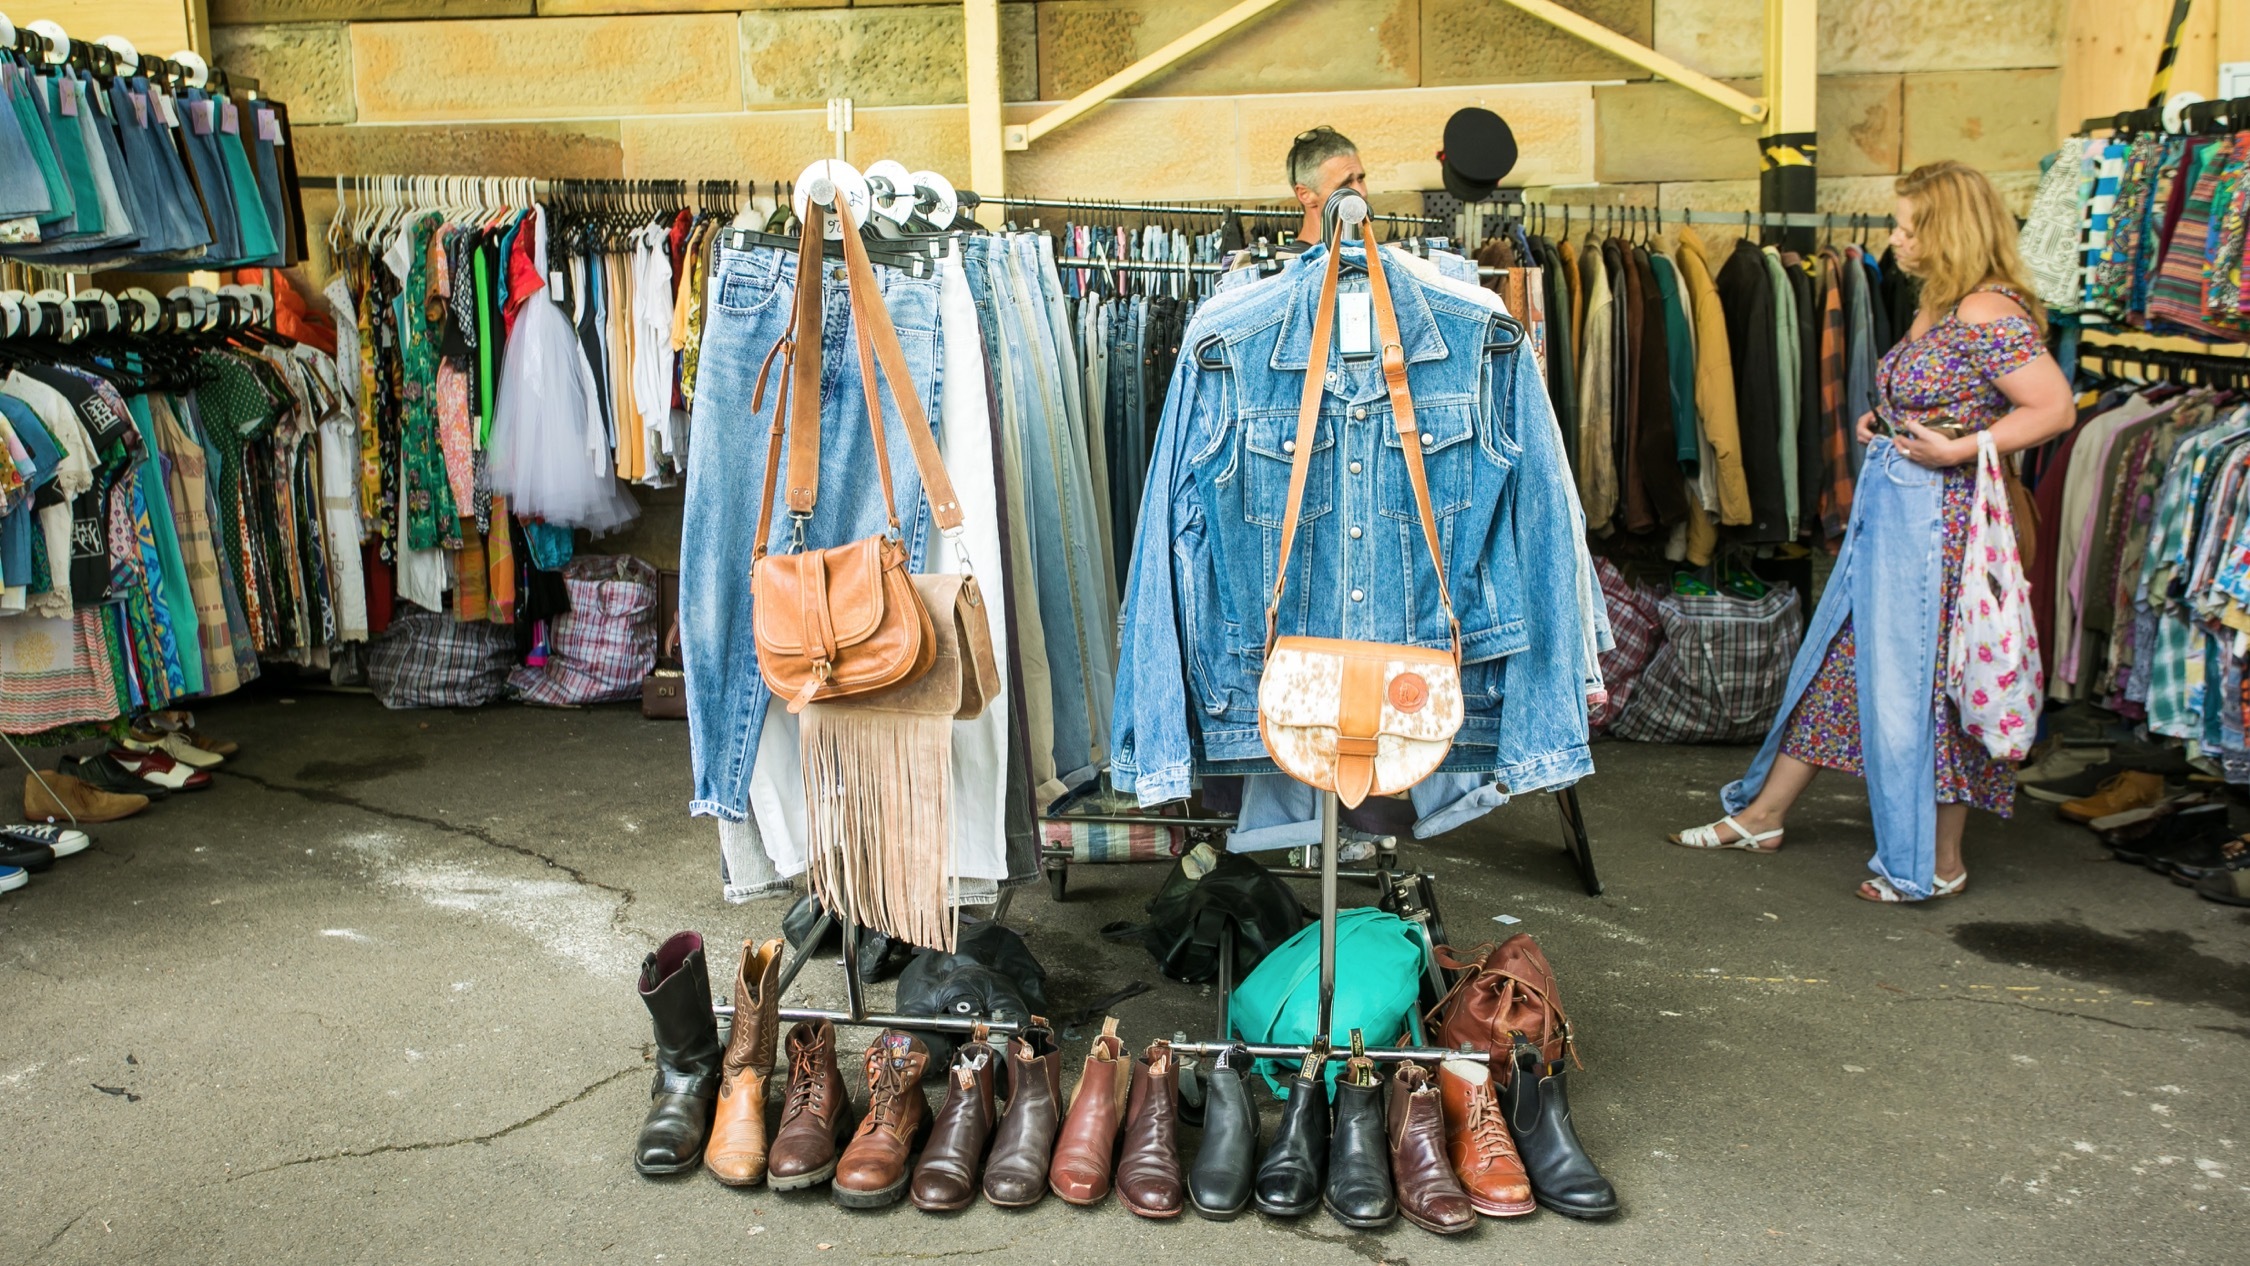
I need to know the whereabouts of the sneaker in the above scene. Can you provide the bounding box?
[0,864,24,894]
[2017,745,2112,786]
[2060,771,2170,823]
[2023,761,2139,805]
[0,837,54,873]
[105,747,212,792]
[121,728,223,769]
[0,824,88,856]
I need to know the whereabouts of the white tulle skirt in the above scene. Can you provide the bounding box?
[488,291,640,535]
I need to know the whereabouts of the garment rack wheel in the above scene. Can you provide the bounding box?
[1044,855,1069,902]
[1554,787,1602,896]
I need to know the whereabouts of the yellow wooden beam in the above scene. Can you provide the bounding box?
[1762,0,1816,140]
[964,0,1006,217]
[1494,0,1766,123]
[1009,0,1296,150]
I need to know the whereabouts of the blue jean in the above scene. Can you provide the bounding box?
[1723,438,1946,898]
[0,74,48,220]
[680,243,944,821]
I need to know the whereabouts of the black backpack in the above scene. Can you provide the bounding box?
[896,920,1050,1068]
[1107,847,1310,985]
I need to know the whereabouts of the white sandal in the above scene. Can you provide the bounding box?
[1670,816,1783,853]
[1857,871,1967,903]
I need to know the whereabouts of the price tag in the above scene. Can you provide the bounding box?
[156,92,180,128]
[1338,291,1373,357]
[257,109,280,144]
[220,100,239,135]
[57,77,77,118]
[129,90,147,127]
[189,98,215,136]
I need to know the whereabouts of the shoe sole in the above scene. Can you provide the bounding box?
[1050,1184,1111,1207]
[705,1165,767,1188]
[1120,1195,1185,1220]
[1470,1195,1538,1218]
[1399,1207,1478,1235]
[1254,1197,1321,1218]
[766,1160,837,1191]
[1534,1194,1619,1220]
[1186,1193,1246,1221]
[1321,1198,1397,1230]
[911,1192,976,1214]
[633,1156,702,1177]
[0,870,25,893]
[832,1175,908,1209]
[983,1188,1047,1209]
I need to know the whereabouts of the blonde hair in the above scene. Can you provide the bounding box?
[1895,160,2046,332]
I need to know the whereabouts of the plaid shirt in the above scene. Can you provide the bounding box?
[509,555,659,707]
[1610,585,1804,744]
[1817,252,1853,544]
[1589,558,1662,733]
[368,611,517,709]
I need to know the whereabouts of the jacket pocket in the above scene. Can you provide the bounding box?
[1377,402,1479,522]
[1242,409,1333,528]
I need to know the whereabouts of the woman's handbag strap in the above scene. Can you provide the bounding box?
[1264,222,1458,657]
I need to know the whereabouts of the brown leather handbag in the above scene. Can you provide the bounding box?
[1257,220,1464,808]
[749,195,970,715]
[1426,933,1579,1078]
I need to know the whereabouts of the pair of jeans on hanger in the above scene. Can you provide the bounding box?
[1723,437,1947,898]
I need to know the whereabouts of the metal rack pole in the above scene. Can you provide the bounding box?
[1315,791,1340,1040]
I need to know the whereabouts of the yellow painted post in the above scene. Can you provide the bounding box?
[964,0,1006,224]
[1761,0,1817,249]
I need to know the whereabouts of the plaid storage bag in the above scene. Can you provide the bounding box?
[510,555,659,706]
[1611,585,1803,744]
[367,611,518,709]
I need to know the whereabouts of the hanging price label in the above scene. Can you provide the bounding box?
[220,100,239,135]
[1338,292,1373,357]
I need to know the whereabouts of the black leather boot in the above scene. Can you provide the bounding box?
[1502,1033,1617,1219]
[635,932,724,1176]
[1322,1057,1396,1229]
[1188,1044,1259,1220]
[1253,1063,1329,1218]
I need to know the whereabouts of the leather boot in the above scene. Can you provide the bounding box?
[1049,1017,1129,1205]
[1387,1063,1477,1235]
[1114,1039,1183,1219]
[1187,1043,1258,1221]
[981,1017,1062,1208]
[22,771,146,824]
[1253,1061,1329,1218]
[767,1020,856,1190]
[1501,1034,1618,1219]
[911,1038,999,1212]
[1322,1056,1396,1229]
[833,1031,931,1209]
[634,932,724,1176]
[1438,1057,1533,1217]
[703,937,784,1186]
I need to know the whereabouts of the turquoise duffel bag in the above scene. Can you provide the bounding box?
[1227,907,1428,1096]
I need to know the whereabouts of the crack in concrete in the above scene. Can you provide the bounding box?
[866,1240,1023,1261]
[228,1065,640,1180]
[30,1208,87,1261]
[231,771,643,932]
[1,959,62,985]
[1897,992,2177,1033]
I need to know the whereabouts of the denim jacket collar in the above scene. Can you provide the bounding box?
[1268,244,1448,372]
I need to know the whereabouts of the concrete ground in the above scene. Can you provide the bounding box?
[3,694,2246,1266]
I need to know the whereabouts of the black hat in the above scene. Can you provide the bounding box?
[1439,107,1518,203]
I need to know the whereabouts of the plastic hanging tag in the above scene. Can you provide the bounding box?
[1338,291,1373,358]
[220,99,239,135]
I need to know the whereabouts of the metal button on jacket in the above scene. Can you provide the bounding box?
[1349,525,1363,539]
[1349,460,1363,474]
[1350,589,1365,602]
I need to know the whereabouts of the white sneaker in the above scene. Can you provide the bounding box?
[2017,745,2110,786]
[0,865,25,893]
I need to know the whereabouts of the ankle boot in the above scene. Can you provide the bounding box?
[22,771,147,824]
[911,1039,999,1212]
[634,932,724,1176]
[833,1031,931,1209]
[1322,1057,1395,1229]
[981,1018,1062,1208]
[703,937,784,1186]
[1115,1039,1183,1219]
[1387,1063,1477,1235]
[1501,1034,1618,1219]
[1187,1043,1259,1220]
[1438,1057,1533,1217]
[1049,1017,1130,1205]
[767,1020,856,1190]
[1253,1064,1329,1218]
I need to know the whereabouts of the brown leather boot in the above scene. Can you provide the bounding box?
[1048,1016,1129,1205]
[22,771,146,824]
[1388,1063,1478,1234]
[703,938,784,1187]
[1439,1057,1534,1217]
[833,1031,931,1209]
[1114,1038,1183,1219]
[767,1020,855,1190]
[981,1018,1062,1208]
[910,1038,999,1212]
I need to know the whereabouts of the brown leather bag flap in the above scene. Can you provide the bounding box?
[750,535,893,656]
[1427,933,1577,1071]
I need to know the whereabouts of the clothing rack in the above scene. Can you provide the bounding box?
[3,16,259,96]
[2079,338,2250,386]
[1053,256,1226,274]
[963,191,1442,229]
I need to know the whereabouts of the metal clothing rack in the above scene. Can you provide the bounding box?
[711,904,1021,1038]
[963,191,1443,229]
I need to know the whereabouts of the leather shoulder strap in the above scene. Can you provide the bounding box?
[752,208,826,559]
[835,198,966,536]
[1263,227,1457,657]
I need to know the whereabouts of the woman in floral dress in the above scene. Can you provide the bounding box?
[1670,161,2075,902]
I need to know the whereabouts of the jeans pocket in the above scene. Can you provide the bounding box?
[710,248,785,316]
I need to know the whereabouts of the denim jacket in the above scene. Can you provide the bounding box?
[1113,244,1593,806]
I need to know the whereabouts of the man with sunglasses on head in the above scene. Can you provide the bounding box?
[1287,126,1368,250]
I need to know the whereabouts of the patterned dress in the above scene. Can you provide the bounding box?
[1778,284,2048,814]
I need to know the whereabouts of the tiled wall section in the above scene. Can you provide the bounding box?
[213,0,2066,208]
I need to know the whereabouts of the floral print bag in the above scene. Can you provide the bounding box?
[1946,432,2043,761]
